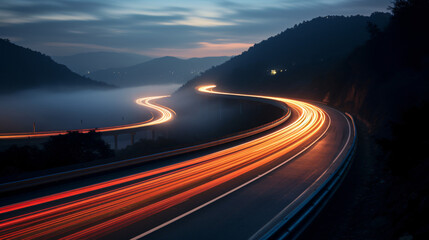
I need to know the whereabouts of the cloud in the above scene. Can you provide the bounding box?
[161,16,236,27]
[0,0,392,57]
[147,42,253,58]
[43,42,133,53]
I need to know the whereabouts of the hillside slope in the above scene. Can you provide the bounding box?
[179,12,391,94]
[0,39,111,94]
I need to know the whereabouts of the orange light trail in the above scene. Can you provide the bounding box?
[0,95,173,139]
[0,85,328,239]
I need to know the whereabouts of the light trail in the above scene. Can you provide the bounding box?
[0,85,328,239]
[0,95,174,139]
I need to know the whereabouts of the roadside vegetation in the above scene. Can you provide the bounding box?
[0,131,113,179]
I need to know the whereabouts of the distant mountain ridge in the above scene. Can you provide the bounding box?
[53,52,152,75]
[0,39,111,93]
[87,56,229,87]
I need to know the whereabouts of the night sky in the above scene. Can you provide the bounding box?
[0,0,391,58]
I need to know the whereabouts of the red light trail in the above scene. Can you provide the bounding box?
[0,85,328,239]
[0,95,174,139]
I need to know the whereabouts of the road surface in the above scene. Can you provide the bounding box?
[0,86,354,239]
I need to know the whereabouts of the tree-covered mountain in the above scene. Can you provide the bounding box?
[179,8,427,133]
[87,56,229,87]
[53,52,152,75]
[180,12,391,94]
[0,39,111,94]
[314,0,429,131]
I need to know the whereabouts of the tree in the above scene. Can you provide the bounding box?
[43,130,114,166]
[367,22,381,38]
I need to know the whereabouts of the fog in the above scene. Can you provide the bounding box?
[157,91,284,147]
[0,84,180,133]
[0,84,282,151]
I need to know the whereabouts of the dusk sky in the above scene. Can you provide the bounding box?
[0,0,391,58]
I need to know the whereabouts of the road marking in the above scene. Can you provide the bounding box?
[249,108,353,240]
[130,107,332,240]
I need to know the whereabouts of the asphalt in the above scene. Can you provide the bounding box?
[102,104,354,240]
[0,103,354,240]
[0,108,295,207]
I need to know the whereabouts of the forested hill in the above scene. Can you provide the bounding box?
[179,12,391,94]
[316,0,429,129]
[0,39,112,94]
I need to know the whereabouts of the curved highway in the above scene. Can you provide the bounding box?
[0,95,174,139]
[0,86,355,240]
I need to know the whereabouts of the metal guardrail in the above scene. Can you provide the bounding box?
[255,112,357,240]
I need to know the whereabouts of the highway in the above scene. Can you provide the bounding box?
[0,95,174,139]
[0,86,355,239]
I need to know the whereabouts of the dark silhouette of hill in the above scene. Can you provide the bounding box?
[179,12,391,94]
[88,56,229,87]
[0,39,112,94]
[53,52,152,75]
[313,0,429,134]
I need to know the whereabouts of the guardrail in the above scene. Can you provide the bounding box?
[254,111,357,240]
[0,98,291,194]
